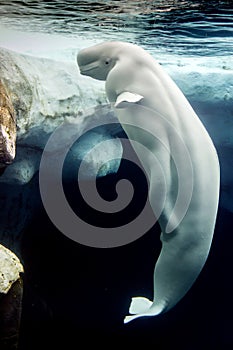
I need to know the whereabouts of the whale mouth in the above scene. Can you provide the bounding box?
[79,63,99,74]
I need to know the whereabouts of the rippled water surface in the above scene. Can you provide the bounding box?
[0,0,233,57]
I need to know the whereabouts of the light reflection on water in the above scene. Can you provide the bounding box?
[0,0,232,56]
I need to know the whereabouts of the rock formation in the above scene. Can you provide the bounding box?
[0,244,23,350]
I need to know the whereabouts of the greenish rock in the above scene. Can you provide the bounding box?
[0,80,16,167]
[0,244,23,294]
[0,244,23,350]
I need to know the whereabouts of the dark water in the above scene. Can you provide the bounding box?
[0,0,233,56]
[0,1,233,349]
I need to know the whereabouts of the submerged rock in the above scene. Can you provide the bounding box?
[0,47,122,185]
[0,244,23,294]
[0,80,16,167]
[0,47,123,254]
[0,48,122,348]
[0,245,23,350]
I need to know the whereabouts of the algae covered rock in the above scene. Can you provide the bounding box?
[0,80,16,167]
[0,47,122,185]
[0,244,23,350]
[0,244,23,294]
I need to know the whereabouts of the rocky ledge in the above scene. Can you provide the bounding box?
[0,244,23,350]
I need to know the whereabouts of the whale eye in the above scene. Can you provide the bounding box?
[105,58,111,65]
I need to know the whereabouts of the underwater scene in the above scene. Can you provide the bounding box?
[0,1,232,349]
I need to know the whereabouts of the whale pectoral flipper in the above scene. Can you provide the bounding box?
[114,91,144,108]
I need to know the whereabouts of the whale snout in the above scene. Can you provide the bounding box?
[77,50,99,77]
[77,48,96,70]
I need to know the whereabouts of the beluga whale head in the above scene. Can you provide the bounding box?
[77,42,120,81]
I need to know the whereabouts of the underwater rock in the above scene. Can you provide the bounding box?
[0,245,23,350]
[0,47,123,257]
[0,244,23,294]
[0,47,107,138]
[0,80,16,167]
[0,47,122,185]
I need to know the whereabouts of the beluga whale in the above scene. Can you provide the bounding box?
[77,41,220,323]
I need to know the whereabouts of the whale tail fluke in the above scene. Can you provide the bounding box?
[129,296,153,314]
[124,296,166,324]
[124,296,153,324]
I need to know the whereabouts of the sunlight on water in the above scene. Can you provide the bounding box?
[0,0,232,58]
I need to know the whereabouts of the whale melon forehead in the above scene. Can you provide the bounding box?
[77,47,99,66]
[77,41,155,73]
[77,41,136,64]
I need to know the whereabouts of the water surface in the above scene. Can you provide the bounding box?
[0,0,232,58]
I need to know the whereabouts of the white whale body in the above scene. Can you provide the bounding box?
[77,41,220,323]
